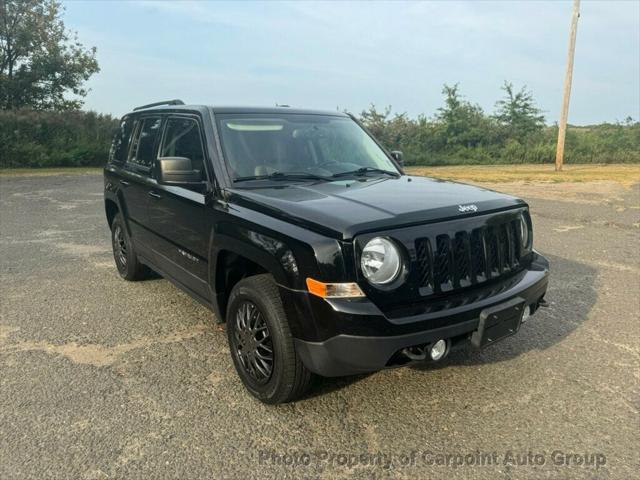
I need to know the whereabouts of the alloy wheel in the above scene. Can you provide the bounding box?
[113,225,127,267]
[234,301,274,383]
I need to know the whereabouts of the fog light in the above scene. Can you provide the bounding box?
[429,339,447,361]
[521,305,531,323]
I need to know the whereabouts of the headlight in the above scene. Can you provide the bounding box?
[361,237,401,285]
[519,212,531,250]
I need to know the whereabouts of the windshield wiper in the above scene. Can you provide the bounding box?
[233,171,332,182]
[331,167,401,179]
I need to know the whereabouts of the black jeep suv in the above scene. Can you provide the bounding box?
[104,100,549,403]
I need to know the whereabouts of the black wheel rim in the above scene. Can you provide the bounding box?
[113,225,127,268]
[234,301,273,384]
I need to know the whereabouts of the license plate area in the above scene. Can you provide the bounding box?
[471,297,526,348]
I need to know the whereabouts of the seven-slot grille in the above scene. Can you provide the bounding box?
[415,218,523,295]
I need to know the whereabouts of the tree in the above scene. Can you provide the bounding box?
[0,0,99,110]
[494,81,545,140]
[435,83,495,149]
[359,104,392,142]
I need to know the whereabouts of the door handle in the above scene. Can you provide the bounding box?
[148,190,162,199]
[119,180,130,186]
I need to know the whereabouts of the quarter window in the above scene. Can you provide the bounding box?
[160,118,206,177]
[128,117,162,168]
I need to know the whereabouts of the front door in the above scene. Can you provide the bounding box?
[146,115,213,300]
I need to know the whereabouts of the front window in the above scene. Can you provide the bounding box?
[215,114,399,182]
[160,117,206,177]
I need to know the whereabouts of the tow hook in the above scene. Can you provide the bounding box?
[401,346,427,361]
[401,339,450,362]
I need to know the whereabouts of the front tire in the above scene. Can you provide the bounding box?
[110,213,148,281]
[226,274,313,404]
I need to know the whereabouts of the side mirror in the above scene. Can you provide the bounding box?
[156,157,203,185]
[390,150,404,167]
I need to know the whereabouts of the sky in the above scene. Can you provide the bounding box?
[63,0,640,125]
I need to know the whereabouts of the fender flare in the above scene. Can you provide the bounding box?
[104,190,133,237]
[207,229,300,320]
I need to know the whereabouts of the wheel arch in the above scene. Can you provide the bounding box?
[104,190,132,236]
[105,198,119,227]
[209,231,301,323]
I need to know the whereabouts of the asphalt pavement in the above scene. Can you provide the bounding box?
[1,173,638,479]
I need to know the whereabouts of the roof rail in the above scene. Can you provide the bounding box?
[133,99,185,111]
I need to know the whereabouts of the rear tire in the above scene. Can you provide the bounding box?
[226,274,313,404]
[110,213,148,281]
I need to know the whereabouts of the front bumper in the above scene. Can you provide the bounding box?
[286,252,549,377]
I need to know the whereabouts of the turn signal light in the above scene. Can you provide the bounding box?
[306,278,365,298]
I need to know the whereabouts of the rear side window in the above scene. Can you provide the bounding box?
[128,117,162,168]
[160,117,206,176]
[109,117,133,164]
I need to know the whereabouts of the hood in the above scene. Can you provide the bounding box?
[228,175,526,239]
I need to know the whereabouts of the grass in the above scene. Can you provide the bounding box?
[406,164,640,187]
[0,167,102,177]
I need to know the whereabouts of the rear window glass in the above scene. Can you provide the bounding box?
[109,117,133,164]
[128,117,162,168]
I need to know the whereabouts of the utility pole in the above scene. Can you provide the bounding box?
[555,0,580,172]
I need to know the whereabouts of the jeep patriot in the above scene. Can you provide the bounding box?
[104,100,549,403]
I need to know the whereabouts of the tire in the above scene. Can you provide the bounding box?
[226,274,313,404]
[110,213,148,281]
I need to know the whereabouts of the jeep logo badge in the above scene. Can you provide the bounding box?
[458,204,478,213]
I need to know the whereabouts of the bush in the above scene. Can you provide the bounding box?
[0,109,118,168]
[357,84,639,166]
[1,101,638,169]
[358,108,640,166]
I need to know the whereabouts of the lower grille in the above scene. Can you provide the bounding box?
[416,218,523,295]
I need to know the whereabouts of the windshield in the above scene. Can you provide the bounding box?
[215,113,400,182]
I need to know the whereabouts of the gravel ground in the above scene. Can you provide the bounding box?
[1,173,638,479]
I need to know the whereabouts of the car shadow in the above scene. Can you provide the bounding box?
[137,268,163,281]
[411,252,595,371]
[305,373,374,399]
[307,252,596,395]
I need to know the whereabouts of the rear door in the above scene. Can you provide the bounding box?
[146,114,213,300]
[119,116,163,253]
